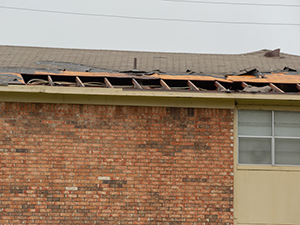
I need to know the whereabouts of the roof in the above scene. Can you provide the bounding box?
[1,45,300,95]
[1,45,300,75]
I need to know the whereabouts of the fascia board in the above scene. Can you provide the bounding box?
[1,85,300,101]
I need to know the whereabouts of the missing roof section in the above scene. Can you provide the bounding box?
[3,72,300,94]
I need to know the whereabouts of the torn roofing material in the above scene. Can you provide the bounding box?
[0,73,24,86]
[1,45,300,76]
[2,70,300,94]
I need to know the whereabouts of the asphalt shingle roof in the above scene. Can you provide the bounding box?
[1,45,300,75]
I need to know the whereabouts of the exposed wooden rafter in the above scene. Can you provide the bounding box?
[270,83,284,93]
[104,78,113,88]
[241,82,248,88]
[132,78,143,89]
[76,76,85,87]
[160,79,171,90]
[187,80,199,91]
[47,75,54,86]
[214,81,226,91]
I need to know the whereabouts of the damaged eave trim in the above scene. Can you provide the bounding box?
[1,85,300,101]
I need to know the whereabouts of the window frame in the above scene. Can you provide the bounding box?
[238,110,300,166]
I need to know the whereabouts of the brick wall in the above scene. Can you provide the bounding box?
[0,102,234,224]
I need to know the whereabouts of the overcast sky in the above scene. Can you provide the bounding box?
[0,0,300,55]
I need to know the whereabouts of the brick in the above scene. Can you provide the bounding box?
[65,187,78,191]
[0,103,233,224]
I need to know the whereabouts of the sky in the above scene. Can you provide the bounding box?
[0,0,300,55]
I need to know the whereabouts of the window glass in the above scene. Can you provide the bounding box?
[238,110,300,166]
[275,139,300,165]
[238,110,272,136]
[239,137,271,164]
[275,111,300,137]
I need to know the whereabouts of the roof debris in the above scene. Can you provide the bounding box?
[242,85,272,93]
[264,48,281,58]
[236,68,260,77]
[283,67,297,72]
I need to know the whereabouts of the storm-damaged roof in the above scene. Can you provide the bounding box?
[1,45,300,94]
[1,45,300,75]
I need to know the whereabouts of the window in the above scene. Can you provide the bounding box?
[238,110,300,165]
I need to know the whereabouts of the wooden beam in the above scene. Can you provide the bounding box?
[76,76,85,87]
[270,83,284,93]
[132,78,143,89]
[104,78,113,88]
[47,75,54,86]
[214,81,226,91]
[187,80,199,91]
[160,79,171,90]
[241,82,248,88]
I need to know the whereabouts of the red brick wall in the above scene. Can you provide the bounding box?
[0,102,234,224]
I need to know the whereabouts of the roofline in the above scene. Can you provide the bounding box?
[3,45,297,56]
[1,86,300,109]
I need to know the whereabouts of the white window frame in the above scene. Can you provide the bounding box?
[238,110,300,166]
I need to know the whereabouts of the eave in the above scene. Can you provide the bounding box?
[1,85,300,110]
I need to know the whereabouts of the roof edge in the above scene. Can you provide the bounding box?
[1,85,300,101]
[2,45,298,57]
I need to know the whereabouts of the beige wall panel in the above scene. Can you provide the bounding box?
[236,169,300,225]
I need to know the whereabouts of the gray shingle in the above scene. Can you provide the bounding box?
[0,45,299,75]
